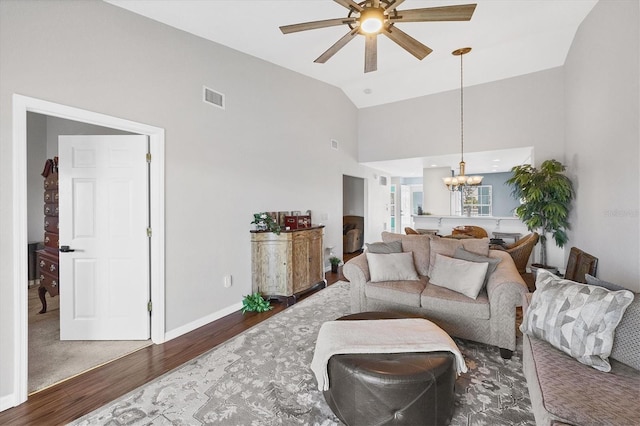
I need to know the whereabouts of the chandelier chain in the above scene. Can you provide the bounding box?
[460,51,464,163]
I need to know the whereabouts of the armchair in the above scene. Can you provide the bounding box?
[343,215,364,254]
[504,232,539,274]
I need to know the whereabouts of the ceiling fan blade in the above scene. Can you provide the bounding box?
[280,17,356,34]
[333,0,363,13]
[314,29,358,64]
[390,4,477,22]
[364,34,377,73]
[383,25,433,60]
[385,0,406,13]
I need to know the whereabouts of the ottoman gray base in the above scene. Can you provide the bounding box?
[322,312,456,426]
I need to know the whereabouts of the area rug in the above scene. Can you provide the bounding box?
[72,281,535,425]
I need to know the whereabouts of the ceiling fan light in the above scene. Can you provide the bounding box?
[359,8,384,34]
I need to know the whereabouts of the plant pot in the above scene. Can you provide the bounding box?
[331,264,338,273]
[530,263,559,278]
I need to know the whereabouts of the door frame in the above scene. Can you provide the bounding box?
[11,94,165,405]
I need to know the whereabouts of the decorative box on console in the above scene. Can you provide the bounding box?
[285,215,311,230]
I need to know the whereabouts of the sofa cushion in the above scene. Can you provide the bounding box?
[381,232,431,276]
[429,236,489,273]
[520,269,634,372]
[366,252,419,282]
[526,334,640,425]
[421,281,491,320]
[585,274,640,370]
[453,247,501,286]
[366,278,427,308]
[366,240,403,254]
[429,254,488,300]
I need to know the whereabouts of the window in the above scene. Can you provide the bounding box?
[463,185,492,216]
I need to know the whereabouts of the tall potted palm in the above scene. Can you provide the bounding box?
[506,159,574,271]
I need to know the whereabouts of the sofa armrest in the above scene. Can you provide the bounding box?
[486,249,529,351]
[343,252,370,313]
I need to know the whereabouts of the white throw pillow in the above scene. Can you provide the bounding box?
[428,254,489,299]
[366,252,420,282]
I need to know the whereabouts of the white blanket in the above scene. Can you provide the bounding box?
[310,318,468,391]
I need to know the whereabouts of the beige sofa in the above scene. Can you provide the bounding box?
[343,232,528,358]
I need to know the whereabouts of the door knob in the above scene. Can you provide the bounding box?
[60,245,75,253]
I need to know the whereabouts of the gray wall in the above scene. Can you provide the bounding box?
[564,0,639,290]
[343,175,365,217]
[358,67,565,165]
[481,172,519,217]
[0,0,389,402]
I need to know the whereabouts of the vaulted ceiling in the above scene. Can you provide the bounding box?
[104,0,597,176]
[105,0,597,108]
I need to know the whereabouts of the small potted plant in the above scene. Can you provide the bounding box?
[241,292,273,314]
[250,212,281,234]
[506,159,574,273]
[329,256,342,273]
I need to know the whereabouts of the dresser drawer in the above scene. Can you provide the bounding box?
[44,232,59,249]
[39,272,60,297]
[44,203,59,217]
[43,173,58,190]
[44,216,59,233]
[38,254,58,275]
[44,189,59,203]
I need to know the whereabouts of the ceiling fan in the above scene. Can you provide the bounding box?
[280,0,476,73]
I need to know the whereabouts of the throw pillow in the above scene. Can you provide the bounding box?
[428,254,489,299]
[585,274,625,291]
[366,252,420,282]
[453,247,502,286]
[585,274,639,370]
[429,236,489,273]
[520,269,634,372]
[381,231,431,276]
[366,240,403,254]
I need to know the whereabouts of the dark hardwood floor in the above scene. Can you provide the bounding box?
[0,270,346,425]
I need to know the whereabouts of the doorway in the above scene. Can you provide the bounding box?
[11,95,166,406]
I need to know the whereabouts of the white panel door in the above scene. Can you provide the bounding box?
[58,135,150,340]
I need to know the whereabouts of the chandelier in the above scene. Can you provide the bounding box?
[443,47,483,191]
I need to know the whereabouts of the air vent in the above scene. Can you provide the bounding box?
[379,176,388,186]
[203,86,225,109]
[331,139,339,150]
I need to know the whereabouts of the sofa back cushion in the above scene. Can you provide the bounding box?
[429,236,490,273]
[381,232,431,276]
[586,274,640,370]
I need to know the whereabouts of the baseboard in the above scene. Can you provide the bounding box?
[0,393,20,413]
[163,301,243,342]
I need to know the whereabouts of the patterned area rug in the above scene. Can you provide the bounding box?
[72,281,535,425]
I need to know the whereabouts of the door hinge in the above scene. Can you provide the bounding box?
[147,227,152,237]
[146,152,152,163]
[147,300,152,312]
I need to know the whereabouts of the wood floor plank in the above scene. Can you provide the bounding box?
[0,270,345,425]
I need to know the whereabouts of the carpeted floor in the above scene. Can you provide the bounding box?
[72,281,535,425]
[28,286,151,393]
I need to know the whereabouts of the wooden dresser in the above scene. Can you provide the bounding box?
[36,162,60,313]
[251,226,326,305]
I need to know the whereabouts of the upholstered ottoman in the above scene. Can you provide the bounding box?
[322,312,457,426]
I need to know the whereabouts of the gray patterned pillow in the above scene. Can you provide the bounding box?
[520,269,634,372]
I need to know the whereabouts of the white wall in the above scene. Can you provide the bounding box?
[26,113,47,243]
[0,0,386,405]
[358,67,565,165]
[564,0,639,291]
[423,167,451,216]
